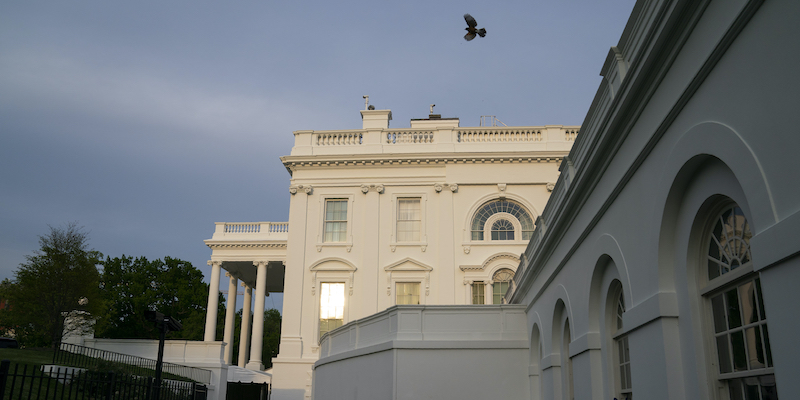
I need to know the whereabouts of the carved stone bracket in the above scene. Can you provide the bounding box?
[434,183,443,193]
[463,246,471,254]
[449,183,458,192]
[290,184,313,195]
[546,182,555,192]
[361,184,385,194]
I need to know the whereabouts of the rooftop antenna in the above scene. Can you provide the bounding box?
[363,95,369,110]
[480,115,508,127]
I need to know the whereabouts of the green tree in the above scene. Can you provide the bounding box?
[3,223,103,348]
[96,256,219,340]
[229,308,281,368]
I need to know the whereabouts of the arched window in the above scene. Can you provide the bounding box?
[703,203,776,399]
[491,219,515,240]
[491,269,514,304]
[615,290,632,399]
[470,199,534,241]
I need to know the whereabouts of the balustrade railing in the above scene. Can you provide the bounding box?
[386,131,434,144]
[268,222,289,232]
[223,222,288,234]
[315,132,362,146]
[457,128,543,143]
[565,128,579,141]
[224,223,261,233]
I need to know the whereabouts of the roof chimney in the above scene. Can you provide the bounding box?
[361,109,392,129]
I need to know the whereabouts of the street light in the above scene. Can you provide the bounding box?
[145,311,182,400]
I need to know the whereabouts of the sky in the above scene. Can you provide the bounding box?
[0,0,636,314]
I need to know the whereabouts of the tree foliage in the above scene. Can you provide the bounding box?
[1,223,103,348]
[96,256,215,340]
[229,308,281,368]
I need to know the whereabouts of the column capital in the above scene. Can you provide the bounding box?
[207,260,222,267]
[253,260,268,268]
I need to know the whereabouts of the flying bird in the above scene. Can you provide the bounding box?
[463,14,487,41]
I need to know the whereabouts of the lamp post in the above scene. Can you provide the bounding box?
[145,311,182,400]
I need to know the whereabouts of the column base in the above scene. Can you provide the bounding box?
[245,360,264,371]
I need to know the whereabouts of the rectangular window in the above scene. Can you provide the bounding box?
[618,336,632,392]
[319,282,345,337]
[324,199,348,242]
[493,281,510,305]
[472,282,485,304]
[396,282,420,305]
[397,198,421,242]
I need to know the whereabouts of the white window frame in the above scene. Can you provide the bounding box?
[699,203,776,400]
[395,282,422,305]
[317,195,354,251]
[390,193,427,251]
[309,258,356,345]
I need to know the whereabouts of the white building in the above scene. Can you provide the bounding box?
[204,112,578,398]
[311,0,800,399]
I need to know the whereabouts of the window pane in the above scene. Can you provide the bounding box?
[755,278,766,321]
[320,283,345,337]
[493,281,509,304]
[731,330,747,372]
[711,294,727,333]
[762,325,773,367]
[738,281,758,325]
[396,282,420,305]
[725,289,742,329]
[716,334,732,373]
[745,327,766,369]
[324,200,348,243]
[472,283,485,304]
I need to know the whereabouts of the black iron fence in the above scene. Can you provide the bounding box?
[55,343,212,384]
[0,360,207,400]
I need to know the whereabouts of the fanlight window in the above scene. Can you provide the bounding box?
[491,219,515,240]
[471,200,534,240]
[492,269,514,304]
[708,205,752,279]
[704,203,776,399]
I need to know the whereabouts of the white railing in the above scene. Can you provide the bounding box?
[315,132,363,146]
[224,223,261,233]
[268,222,289,232]
[214,222,289,237]
[457,128,542,143]
[565,128,579,141]
[386,131,434,144]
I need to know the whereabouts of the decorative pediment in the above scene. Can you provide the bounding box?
[482,252,520,271]
[384,258,433,296]
[383,257,433,272]
[309,258,357,295]
[460,252,520,272]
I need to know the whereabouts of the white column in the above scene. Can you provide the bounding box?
[247,260,268,371]
[223,272,238,364]
[204,261,222,342]
[238,283,253,367]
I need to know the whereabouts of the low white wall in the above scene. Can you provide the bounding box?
[81,339,228,400]
[313,305,529,400]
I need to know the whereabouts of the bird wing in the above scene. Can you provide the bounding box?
[464,14,477,28]
[464,31,476,41]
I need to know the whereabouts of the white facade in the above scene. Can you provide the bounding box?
[205,112,577,398]
[313,0,800,399]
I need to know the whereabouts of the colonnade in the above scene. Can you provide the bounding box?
[204,260,276,371]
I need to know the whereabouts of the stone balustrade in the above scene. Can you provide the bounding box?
[290,125,579,156]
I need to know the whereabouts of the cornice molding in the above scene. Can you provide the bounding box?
[206,243,287,249]
[282,154,566,170]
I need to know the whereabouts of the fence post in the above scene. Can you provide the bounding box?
[0,360,9,398]
[106,372,116,400]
